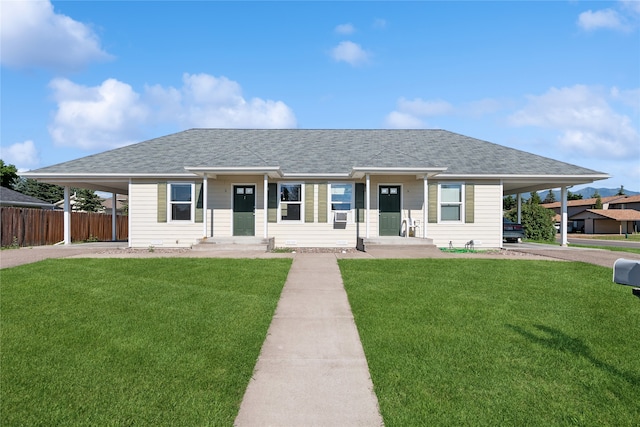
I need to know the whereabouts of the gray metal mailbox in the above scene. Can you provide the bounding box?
[613,258,640,297]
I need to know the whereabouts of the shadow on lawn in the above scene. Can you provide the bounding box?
[507,324,639,387]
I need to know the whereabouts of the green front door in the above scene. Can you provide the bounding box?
[233,185,255,236]
[379,185,401,236]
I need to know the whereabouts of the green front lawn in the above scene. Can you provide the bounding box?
[339,259,640,426]
[1,258,292,426]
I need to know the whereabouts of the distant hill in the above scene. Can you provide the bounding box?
[518,187,639,201]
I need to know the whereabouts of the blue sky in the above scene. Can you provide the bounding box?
[1,0,639,192]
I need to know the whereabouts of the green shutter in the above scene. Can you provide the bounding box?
[355,183,365,223]
[428,183,438,223]
[157,182,167,223]
[318,183,328,223]
[465,184,475,223]
[305,183,315,223]
[195,183,203,223]
[267,183,277,223]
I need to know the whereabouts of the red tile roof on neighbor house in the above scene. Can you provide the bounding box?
[542,195,626,209]
[570,209,640,221]
[608,194,640,205]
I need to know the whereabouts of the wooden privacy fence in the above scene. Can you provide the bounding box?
[1,207,128,247]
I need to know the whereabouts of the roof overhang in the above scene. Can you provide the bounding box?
[350,167,447,179]
[184,166,283,178]
[441,174,610,195]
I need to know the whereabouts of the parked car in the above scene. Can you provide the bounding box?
[503,218,525,243]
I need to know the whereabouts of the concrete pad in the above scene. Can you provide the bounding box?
[275,289,353,318]
[259,317,366,360]
[235,359,382,427]
[235,254,384,426]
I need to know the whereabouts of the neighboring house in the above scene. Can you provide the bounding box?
[608,194,640,212]
[542,195,640,234]
[0,186,54,209]
[23,129,608,249]
[569,209,640,234]
[53,193,128,214]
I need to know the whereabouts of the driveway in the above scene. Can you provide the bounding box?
[505,242,640,268]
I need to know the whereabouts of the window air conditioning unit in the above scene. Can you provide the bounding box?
[334,211,348,223]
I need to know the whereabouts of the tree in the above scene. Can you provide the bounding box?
[528,191,542,205]
[543,190,556,204]
[74,188,104,213]
[594,194,603,209]
[0,160,18,188]
[567,190,583,200]
[506,203,556,241]
[13,178,65,204]
[503,195,516,211]
[616,185,625,196]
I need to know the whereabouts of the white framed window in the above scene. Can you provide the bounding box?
[330,183,353,211]
[439,183,464,222]
[279,183,303,221]
[168,182,194,222]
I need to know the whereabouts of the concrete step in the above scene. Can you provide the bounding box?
[193,237,273,251]
[363,237,435,246]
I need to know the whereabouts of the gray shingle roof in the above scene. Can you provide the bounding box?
[28,129,605,177]
[0,186,53,207]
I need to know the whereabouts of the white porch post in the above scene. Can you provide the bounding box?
[517,193,522,224]
[128,179,132,248]
[561,186,568,246]
[423,176,428,238]
[263,174,268,239]
[365,173,371,239]
[63,186,71,245]
[111,192,117,241]
[203,175,208,237]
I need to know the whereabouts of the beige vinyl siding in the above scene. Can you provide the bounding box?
[129,180,204,248]
[269,222,357,247]
[426,181,503,248]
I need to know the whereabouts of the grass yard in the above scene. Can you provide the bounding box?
[1,258,292,426]
[339,259,640,426]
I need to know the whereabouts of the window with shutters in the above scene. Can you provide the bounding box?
[439,183,464,222]
[169,183,194,222]
[329,183,354,222]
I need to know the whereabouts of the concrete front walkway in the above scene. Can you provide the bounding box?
[234,253,384,427]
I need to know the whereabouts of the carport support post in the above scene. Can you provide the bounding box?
[111,192,117,241]
[517,193,522,224]
[561,186,568,246]
[64,186,71,245]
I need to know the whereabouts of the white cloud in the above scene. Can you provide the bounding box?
[508,85,640,159]
[335,23,355,35]
[578,9,628,31]
[0,0,112,70]
[397,98,453,116]
[1,140,40,170]
[330,41,370,66]
[49,73,297,150]
[49,78,149,150]
[577,1,639,32]
[384,111,425,129]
